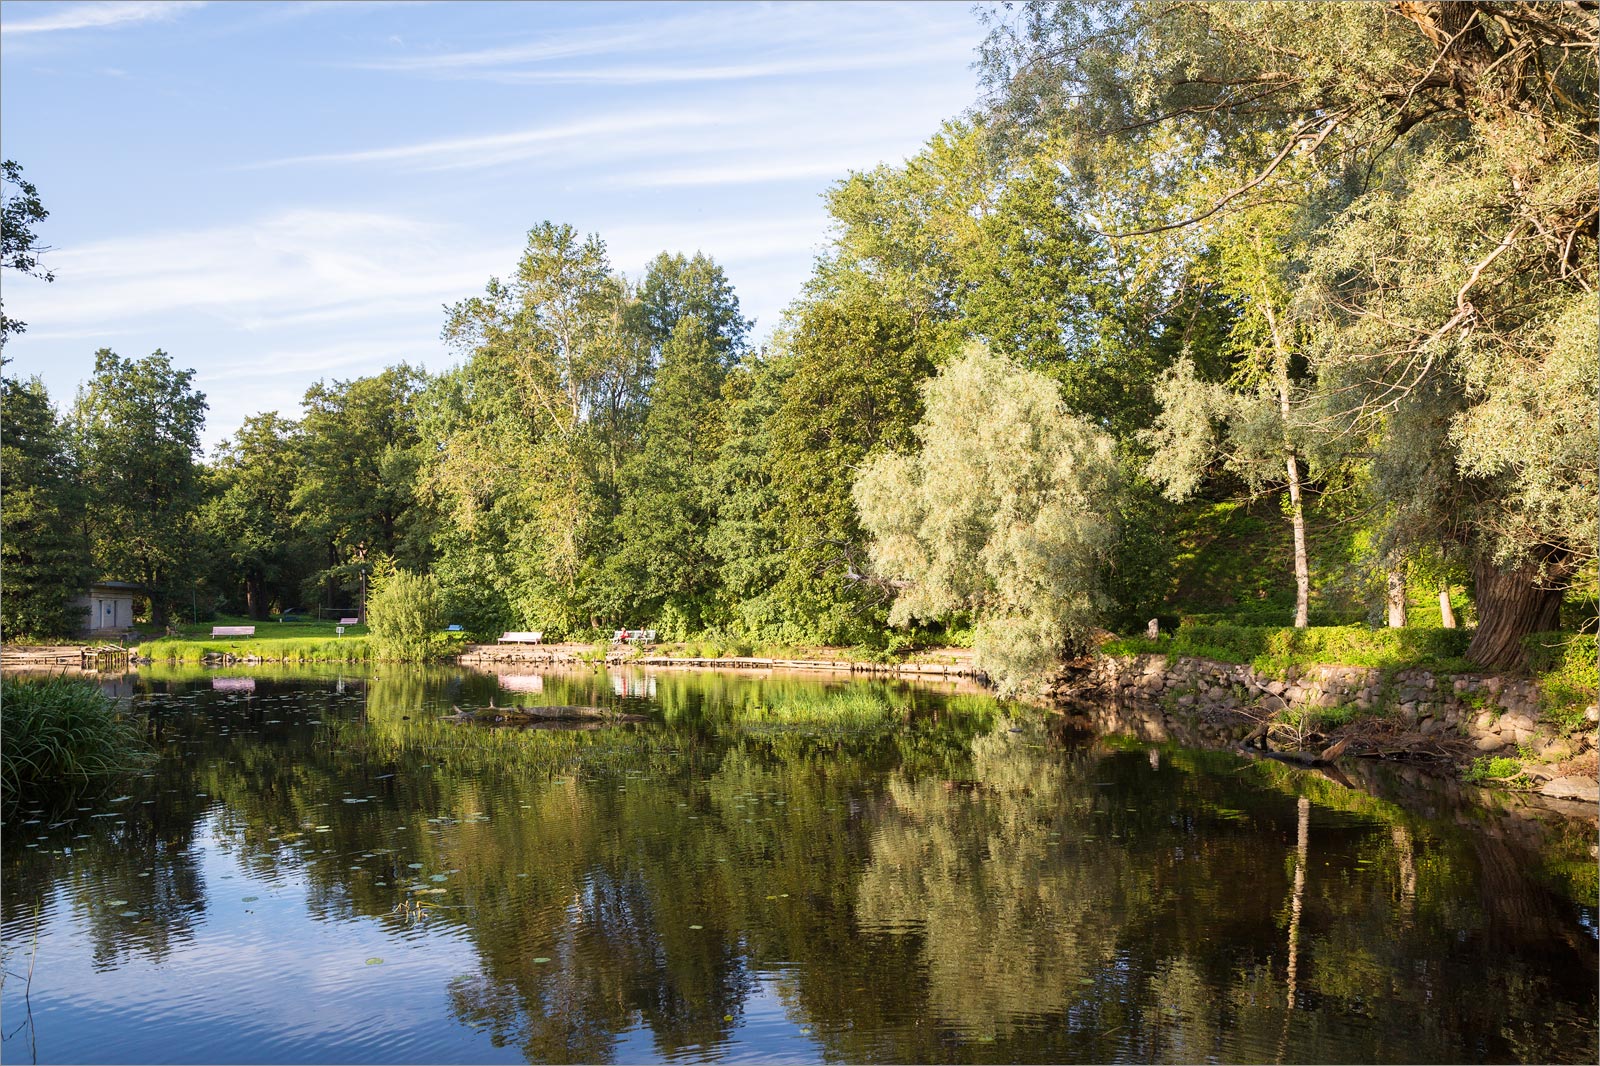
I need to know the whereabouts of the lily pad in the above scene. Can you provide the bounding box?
[242,896,259,902]
[366,958,383,966]
[106,899,129,907]
[533,956,552,964]
[429,874,448,882]
[689,924,703,930]
[407,863,424,869]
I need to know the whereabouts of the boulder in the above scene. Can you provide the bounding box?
[1540,777,1600,803]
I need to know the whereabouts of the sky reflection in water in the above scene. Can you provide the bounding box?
[2,666,1595,1065]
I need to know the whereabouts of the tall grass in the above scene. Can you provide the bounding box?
[1,675,153,800]
[731,689,900,733]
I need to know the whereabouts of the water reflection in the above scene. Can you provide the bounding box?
[1,666,1594,1065]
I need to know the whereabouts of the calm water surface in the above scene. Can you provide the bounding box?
[2,665,1595,1064]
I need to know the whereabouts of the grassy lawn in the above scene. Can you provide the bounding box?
[137,613,373,661]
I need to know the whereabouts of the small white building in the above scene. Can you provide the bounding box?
[73,581,141,637]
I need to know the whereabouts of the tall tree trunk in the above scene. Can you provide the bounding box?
[1263,296,1310,629]
[246,573,267,620]
[1285,451,1310,629]
[1386,567,1408,627]
[1466,556,1566,671]
[1439,583,1457,629]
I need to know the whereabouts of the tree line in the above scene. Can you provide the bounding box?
[2,2,1593,691]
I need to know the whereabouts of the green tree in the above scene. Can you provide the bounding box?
[762,290,936,643]
[433,222,645,634]
[854,344,1120,694]
[978,0,1598,667]
[1,160,53,347]
[72,349,207,627]
[294,365,426,613]
[613,317,729,633]
[631,251,751,366]
[0,375,93,637]
[200,412,310,619]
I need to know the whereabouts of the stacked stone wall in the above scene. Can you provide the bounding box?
[1075,653,1590,762]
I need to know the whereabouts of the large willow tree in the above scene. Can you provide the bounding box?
[979,0,1597,668]
[854,345,1120,694]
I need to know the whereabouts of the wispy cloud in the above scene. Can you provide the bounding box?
[1,1,204,35]
[241,110,719,172]
[9,208,504,336]
[351,2,976,84]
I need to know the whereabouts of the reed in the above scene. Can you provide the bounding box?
[1,675,153,800]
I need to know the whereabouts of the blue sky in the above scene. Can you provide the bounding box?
[0,0,988,448]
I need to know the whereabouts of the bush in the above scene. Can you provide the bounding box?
[366,569,444,661]
[1103,622,1475,677]
[2,676,152,800]
[1525,632,1597,733]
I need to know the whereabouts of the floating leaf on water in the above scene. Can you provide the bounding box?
[723,1015,734,1023]
[342,798,367,804]
[366,958,383,966]
[408,863,424,869]
[119,911,139,918]
[532,957,552,964]
[242,896,259,903]
[429,874,448,882]
[689,924,703,929]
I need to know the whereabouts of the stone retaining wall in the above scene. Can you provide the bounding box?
[1074,653,1589,762]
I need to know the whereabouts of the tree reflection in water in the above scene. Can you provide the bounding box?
[0,666,1593,1065]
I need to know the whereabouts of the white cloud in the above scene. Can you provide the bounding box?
[351,1,978,83]
[242,110,720,172]
[9,208,507,337]
[1,1,204,35]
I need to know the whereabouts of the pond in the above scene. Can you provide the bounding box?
[2,665,1595,1065]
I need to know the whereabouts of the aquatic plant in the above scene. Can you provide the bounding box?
[1,675,153,800]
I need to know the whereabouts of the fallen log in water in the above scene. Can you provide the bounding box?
[442,703,647,725]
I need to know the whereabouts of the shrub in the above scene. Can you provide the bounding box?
[1525,632,1597,733]
[1463,755,1530,787]
[366,569,444,661]
[1103,622,1475,677]
[2,676,152,800]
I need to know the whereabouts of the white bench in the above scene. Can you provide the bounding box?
[498,631,543,644]
[339,617,359,625]
[211,626,255,638]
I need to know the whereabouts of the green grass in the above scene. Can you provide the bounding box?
[1525,632,1597,733]
[1155,499,1369,628]
[1,675,153,800]
[730,689,901,734]
[138,636,373,662]
[1103,622,1475,678]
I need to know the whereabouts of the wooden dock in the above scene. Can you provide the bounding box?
[1,644,131,672]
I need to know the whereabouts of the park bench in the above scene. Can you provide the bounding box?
[498,631,544,644]
[211,626,255,638]
[444,624,464,632]
[339,617,359,625]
